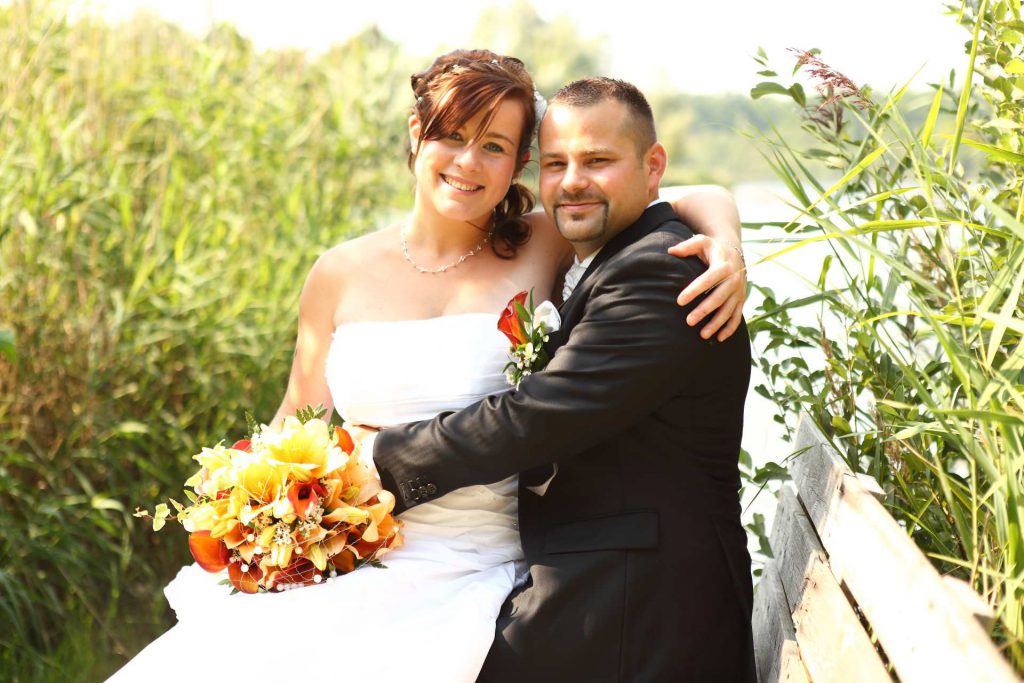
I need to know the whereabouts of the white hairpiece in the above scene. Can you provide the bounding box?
[532,88,548,140]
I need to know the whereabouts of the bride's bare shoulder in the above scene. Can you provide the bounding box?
[310,223,401,281]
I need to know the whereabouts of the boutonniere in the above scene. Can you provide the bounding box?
[498,290,561,388]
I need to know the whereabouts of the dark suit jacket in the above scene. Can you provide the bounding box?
[374,202,755,682]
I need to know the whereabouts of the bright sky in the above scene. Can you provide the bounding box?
[64,0,967,94]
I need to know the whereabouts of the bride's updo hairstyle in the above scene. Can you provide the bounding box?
[409,49,537,258]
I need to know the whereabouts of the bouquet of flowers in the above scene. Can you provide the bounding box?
[498,290,561,388]
[135,406,402,594]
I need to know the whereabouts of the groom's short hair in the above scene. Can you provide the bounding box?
[550,77,657,155]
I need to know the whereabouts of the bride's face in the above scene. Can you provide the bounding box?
[410,98,525,225]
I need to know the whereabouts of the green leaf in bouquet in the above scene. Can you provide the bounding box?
[184,489,198,503]
[153,503,170,531]
[295,404,327,423]
[169,498,185,514]
[244,410,258,439]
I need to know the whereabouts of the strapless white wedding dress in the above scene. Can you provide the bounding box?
[108,313,524,683]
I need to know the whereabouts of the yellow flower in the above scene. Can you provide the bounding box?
[362,491,396,543]
[256,417,347,482]
[259,522,296,569]
[233,451,284,503]
[191,444,240,497]
[180,497,232,533]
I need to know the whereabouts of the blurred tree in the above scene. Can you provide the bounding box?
[470,0,607,97]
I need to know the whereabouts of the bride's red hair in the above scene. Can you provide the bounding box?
[408,49,536,258]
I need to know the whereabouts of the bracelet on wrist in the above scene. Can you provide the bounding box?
[723,239,745,266]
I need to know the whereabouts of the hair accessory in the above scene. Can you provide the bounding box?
[532,88,548,138]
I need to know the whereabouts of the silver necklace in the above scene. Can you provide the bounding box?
[400,221,492,274]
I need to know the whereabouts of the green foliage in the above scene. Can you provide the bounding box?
[293,404,328,424]
[470,0,607,98]
[0,5,411,680]
[747,2,1024,670]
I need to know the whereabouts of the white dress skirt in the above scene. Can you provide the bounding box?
[107,314,525,682]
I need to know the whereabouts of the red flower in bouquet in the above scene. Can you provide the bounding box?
[288,480,327,520]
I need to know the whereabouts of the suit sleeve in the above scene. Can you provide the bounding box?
[374,240,720,511]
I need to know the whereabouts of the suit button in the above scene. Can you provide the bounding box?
[426,483,438,495]
[418,486,429,499]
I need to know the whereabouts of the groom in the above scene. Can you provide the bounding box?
[371,78,755,682]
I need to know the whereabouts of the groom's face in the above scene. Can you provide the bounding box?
[538,100,656,255]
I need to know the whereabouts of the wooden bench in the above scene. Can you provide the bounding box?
[752,416,1020,682]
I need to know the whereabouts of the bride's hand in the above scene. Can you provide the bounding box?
[668,235,746,342]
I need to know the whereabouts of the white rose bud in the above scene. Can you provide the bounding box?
[533,301,561,335]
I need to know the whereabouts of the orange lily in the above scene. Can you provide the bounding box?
[334,426,355,455]
[228,559,263,594]
[188,530,230,573]
[497,291,529,345]
[287,480,327,520]
[265,557,319,590]
[331,549,356,574]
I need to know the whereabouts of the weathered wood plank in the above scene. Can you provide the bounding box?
[789,416,1020,682]
[943,575,996,631]
[770,486,825,615]
[754,559,802,683]
[753,559,786,683]
[855,472,884,502]
[778,640,811,683]
[771,486,889,682]
[792,554,891,682]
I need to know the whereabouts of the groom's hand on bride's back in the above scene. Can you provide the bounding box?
[668,234,746,342]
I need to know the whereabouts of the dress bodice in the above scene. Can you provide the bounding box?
[324,313,522,544]
[325,313,512,427]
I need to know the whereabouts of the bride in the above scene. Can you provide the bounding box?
[108,49,746,681]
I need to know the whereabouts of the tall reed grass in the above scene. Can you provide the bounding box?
[0,4,411,679]
[747,1,1023,671]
